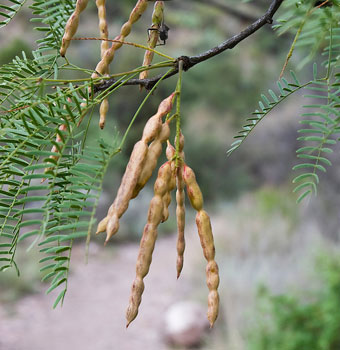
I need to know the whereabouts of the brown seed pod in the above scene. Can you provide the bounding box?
[182,164,203,212]
[97,93,175,241]
[132,121,170,198]
[92,0,149,78]
[126,161,172,327]
[195,210,220,327]
[161,167,176,222]
[60,0,89,57]
[99,98,109,129]
[98,140,148,242]
[140,1,164,84]
[141,115,162,143]
[96,0,110,129]
[175,165,185,278]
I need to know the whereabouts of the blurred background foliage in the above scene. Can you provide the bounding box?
[1,0,340,349]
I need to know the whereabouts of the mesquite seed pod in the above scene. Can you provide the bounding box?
[92,0,149,78]
[132,121,170,198]
[175,130,185,153]
[182,164,203,212]
[196,210,219,327]
[60,0,89,57]
[97,93,175,240]
[126,161,172,327]
[175,166,185,278]
[139,1,164,82]
[158,92,176,116]
[161,167,176,222]
[98,140,148,242]
[166,142,175,161]
[99,98,109,129]
[141,115,162,143]
[96,216,108,234]
[96,0,110,129]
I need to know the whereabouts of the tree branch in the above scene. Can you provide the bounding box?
[94,0,284,93]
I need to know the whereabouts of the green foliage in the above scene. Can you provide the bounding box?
[229,6,340,203]
[0,0,27,28]
[247,253,340,350]
[0,0,339,310]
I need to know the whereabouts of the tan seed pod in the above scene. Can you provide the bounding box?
[141,115,162,143]
[161,169,176,222]
[132,122,170,198]
[158,92,176,117]
[92,0,149,78]
[96,216,108,234]
[126,162,172,327]
[60,0,89,57]
[99,98,109,129]
[182,164,203,212]
[175,166,185,278]
[140,1,164,83]
[96,0,110,129]
[97,93,175,241]
[166,141,175,161]
[195,210,220,327]
[97,140,148,242]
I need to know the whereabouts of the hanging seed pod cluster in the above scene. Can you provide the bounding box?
[96,91,219,328]
[59,0,220,329]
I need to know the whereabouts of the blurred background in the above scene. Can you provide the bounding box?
[1,0,340,349]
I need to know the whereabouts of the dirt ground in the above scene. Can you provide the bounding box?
[0,224,221,350]
[0,200,327,350]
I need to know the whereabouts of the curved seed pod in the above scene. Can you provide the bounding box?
[175,166,185,278]
[140,1,164,83]
[166,141,175,161]
[132,122,170,198]
[97,140,148,242]
[158,92,176,117]
[175,130,185,153]
[161,168,176,222]
[196,210,220,327]
[92,0,149,78]
[182,164,203,212]
[141,115,162,143]
[99,98,109,129]
[96,216,108,234]
[60,0,89,56]
[126,162,171,327]
[97,93,175,240]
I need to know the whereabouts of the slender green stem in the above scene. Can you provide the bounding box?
[175,60,184,168]
[326,21,333,80]
[119,67,174,149]
[72,37,175,61]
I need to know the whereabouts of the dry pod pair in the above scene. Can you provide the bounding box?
[93,0,149,78]
[96,92,176,243]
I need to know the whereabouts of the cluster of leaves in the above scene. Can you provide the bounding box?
[247,252,340,350]
[228,2,340,203]
[0,0,340,309]
[0,0,121,307]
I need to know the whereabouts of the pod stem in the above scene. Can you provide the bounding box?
[175,59,184,168]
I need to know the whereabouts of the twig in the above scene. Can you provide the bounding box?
[94,0,284,92]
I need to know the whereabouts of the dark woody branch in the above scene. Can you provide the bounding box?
[93,0,284,93]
